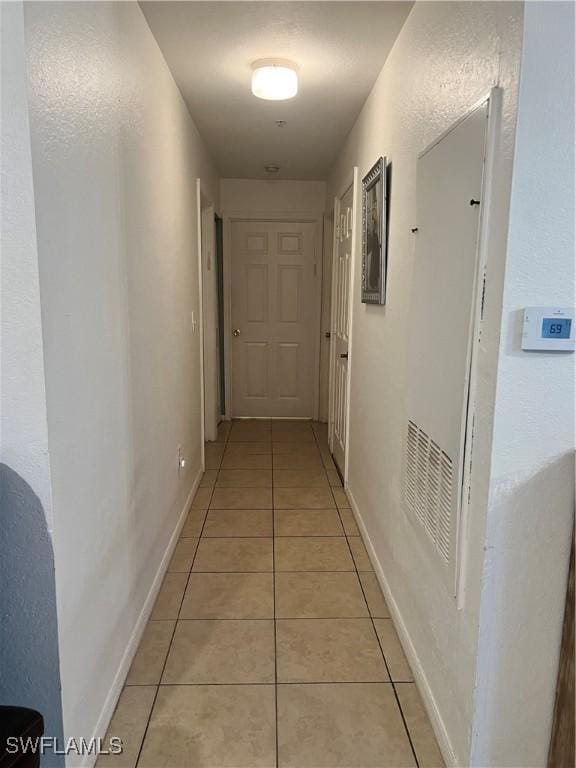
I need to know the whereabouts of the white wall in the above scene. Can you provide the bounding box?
[220,178,330,419]
[0,4,64,760]
[220,178,326,216]
[22,0,218,754]
[1,0,52,524]
[471,3,575,764]
[327,2,524,764]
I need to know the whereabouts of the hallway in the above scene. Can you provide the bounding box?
[99,420,443,767]
[3,1,574,765]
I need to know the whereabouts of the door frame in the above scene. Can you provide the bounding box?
[215,215,226,418]
[222,210,324,420]
[319,210,335,423]
[452,87,502,605]
[196,179,219,466]
[328,168,359,484]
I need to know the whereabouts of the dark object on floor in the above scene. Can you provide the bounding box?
[0,707,44,768]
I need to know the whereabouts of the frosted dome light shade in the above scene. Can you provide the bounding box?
[251,61,298,100]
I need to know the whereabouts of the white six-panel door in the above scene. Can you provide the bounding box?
[329,182,355,476]
[230,220,318,418]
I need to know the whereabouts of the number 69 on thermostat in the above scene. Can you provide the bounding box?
[521,307,575,352]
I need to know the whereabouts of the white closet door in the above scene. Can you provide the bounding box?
[230,220,317,418]
[405,101,489,586]
[329,183,354,476]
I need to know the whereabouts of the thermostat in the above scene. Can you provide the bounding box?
[521,307,575,352]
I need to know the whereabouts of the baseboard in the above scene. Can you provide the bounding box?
[82,464,203,768]
[345,484,459,767]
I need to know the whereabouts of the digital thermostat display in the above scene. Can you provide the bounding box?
[542,318,572,339]
[522,307,575,352]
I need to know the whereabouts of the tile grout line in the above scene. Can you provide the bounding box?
[349,557,421,766]
[185,534,352,539]
[132,615,387,625]
[130,423,420,766]
[354,567,420,764]
[183,568,356,573]
[322,443,421,767]
[130,680,407,687]
[133,426,227,767]
[274,419,328,766]
[311,424,421,768]
[368,607,421,768]
[217,419,279,765]
[271,421,280,768]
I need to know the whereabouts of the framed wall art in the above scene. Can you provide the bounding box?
[361,156,387,304]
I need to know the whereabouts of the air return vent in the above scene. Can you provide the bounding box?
[405,421,453,564]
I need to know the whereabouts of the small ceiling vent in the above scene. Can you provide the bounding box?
[405,420,453,564]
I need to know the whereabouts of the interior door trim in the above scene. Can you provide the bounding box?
[328,167,359,484]
[223,210,324,420]
[455,87,502,605]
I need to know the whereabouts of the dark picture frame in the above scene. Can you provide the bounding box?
[361,156,387,304]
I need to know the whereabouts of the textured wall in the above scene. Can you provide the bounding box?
[471,2,576,764]
[1,4,63,761]
[0,0,53,522]
[23,0,218,752]
[220,178,326,214]
[327,3,523,763]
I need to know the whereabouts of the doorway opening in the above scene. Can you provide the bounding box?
[215,214,225,417]
[328,169,359,480]
[225,217,323,420]
[198,180,219,445]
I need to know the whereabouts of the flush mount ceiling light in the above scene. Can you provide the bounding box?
[251,59,298,101]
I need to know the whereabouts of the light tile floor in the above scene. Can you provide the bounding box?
[98,420,444,768]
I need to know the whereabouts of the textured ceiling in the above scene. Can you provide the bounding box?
[140,1,412,179]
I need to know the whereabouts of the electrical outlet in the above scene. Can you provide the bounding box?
[177,446,186,472]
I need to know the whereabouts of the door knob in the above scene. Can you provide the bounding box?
[233,328,241,337]
[339,353,349,359]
